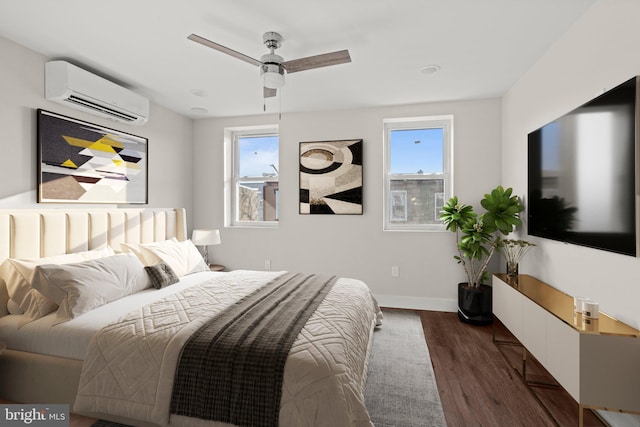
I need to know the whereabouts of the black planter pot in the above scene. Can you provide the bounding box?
[457,282,493,325]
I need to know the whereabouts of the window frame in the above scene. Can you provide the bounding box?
[225,125,279,228]
[383,115,453,231]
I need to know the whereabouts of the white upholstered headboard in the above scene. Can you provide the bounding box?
[0,208,187,316]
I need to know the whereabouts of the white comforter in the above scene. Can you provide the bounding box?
[74,270,382,427]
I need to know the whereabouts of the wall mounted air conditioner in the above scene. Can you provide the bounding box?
[45,60,149,125]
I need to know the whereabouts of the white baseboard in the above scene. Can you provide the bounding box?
[374,294,457,313]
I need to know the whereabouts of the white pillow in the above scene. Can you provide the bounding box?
[7,299,21,315]
[0,246,116,316]
[124,239,208,277]
[0,278,9,317]
[32,253,151,324]
[120,238,177,266]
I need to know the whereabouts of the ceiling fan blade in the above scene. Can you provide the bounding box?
[283,49,351,74]
[187,34,262,67]
[264,87,277,98]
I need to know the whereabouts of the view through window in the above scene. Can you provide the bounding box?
[384,116,452,230]
[231,129,279,225]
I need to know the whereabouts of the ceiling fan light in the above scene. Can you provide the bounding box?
[261,62,285,89]
[264,70,285,89]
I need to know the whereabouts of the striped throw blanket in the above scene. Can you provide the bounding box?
[170,272,337,427]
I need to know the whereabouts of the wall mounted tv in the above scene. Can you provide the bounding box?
[528,76,638,257]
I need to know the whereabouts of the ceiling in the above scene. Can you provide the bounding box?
[0,0,596,119]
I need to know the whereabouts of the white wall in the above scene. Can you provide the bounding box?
[193,98,502,310]
[504,6,640,422]
[503,0,640,331]
[504,3,640,425]
[0,36,194,223]
[0,29,504,310]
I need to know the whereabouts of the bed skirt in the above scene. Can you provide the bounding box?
[0,349,82,406]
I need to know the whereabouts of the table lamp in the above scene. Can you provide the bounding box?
[191,229,221,265]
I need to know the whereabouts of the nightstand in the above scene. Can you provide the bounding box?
[209,264,225,272]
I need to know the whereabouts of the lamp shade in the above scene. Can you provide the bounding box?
[260,57,285,89]
[263,70,284,89]
[191,229,221,246]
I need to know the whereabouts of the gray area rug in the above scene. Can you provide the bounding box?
[365,309,447,427]
[92,309,446,427]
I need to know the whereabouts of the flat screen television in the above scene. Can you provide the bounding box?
[528,76,638,257]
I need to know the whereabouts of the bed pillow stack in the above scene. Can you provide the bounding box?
[0,246,115,322]
[122,238,209,277]
[32,253,151,325]
[0,238,209,325]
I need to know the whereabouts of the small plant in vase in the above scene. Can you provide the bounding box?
[496,239,536,282]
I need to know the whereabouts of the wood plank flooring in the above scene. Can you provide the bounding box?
[4,309,605,426]
[419,309,606,427]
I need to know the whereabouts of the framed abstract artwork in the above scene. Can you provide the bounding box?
[299,139,363,214]
[37,109,148,204]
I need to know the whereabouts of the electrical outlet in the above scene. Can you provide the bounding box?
[265,259,271,270]
[391,265,399,277]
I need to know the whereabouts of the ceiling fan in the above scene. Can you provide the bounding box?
[187,31,351,98]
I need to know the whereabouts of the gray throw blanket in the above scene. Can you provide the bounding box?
[170,272,337,427]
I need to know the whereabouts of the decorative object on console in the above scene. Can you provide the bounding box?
[496,239,536,283]
[299,139,363,215]
[440,186,524,325]
[573,296,587,313]
[582,300,599,319]
[505,262,518,282]
[191,229,221,265]
[37,109,148,204]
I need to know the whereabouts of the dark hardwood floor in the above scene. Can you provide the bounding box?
[6,309,606,427]
[418,309,605,427]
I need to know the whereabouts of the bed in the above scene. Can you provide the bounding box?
[0,208,381,427]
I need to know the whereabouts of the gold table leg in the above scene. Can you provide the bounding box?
[579,404,584,427]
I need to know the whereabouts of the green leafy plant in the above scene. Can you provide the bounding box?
[440,186,524,288]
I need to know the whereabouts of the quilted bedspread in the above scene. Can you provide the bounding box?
[74,270,382,427]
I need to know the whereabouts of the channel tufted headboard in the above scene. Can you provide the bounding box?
[0,208,187,316]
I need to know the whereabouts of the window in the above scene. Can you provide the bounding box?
[384,116,453,230]
[226,126,279,227]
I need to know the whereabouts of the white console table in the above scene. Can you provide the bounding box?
[492,274,640,426]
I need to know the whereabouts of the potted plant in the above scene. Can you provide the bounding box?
[440,186,524,325]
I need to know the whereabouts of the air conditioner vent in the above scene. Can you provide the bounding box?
[45,61,149,125]
[66,95,139,123]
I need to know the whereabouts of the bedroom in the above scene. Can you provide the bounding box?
[0,0,639,426]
